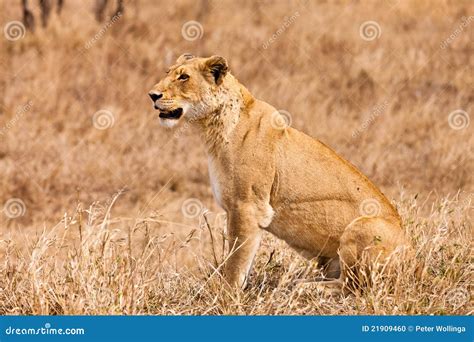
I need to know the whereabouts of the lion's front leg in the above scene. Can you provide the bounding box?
[224,203,262,288]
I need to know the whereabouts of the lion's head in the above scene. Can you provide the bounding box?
[148,54,229,127]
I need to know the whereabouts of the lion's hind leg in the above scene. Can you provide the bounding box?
[338,216,408,289]
[298,217,407,295]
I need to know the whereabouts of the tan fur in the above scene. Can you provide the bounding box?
[149,54,409,288]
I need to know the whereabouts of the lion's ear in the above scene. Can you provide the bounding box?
[176,53,195,64]
[204,56,228,85]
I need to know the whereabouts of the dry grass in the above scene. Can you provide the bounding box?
[0,0,472,314]
[0,192,472,314]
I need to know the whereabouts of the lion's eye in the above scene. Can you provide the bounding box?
[178,74,190,81]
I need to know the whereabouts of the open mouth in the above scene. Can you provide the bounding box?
[158,108,183,120]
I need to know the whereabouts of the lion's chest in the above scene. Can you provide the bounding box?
[208,156,225,208]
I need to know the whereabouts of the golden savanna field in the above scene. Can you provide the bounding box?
[0,0,472,314]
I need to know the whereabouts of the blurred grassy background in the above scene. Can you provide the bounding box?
[0,0,472,245]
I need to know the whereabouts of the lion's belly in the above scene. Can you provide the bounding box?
[264,199,358,258]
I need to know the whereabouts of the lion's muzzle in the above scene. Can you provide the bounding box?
[148,91,183,120]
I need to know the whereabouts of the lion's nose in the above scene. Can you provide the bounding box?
[148,91,163,102]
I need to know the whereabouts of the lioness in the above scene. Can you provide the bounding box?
[149,54,408,288]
